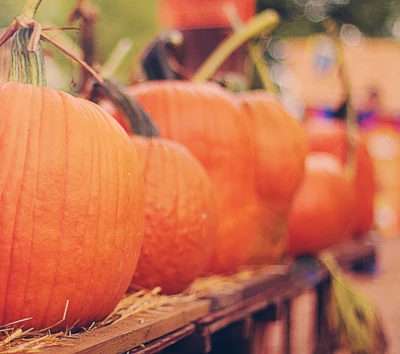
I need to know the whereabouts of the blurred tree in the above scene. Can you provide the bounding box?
[257,0,395,37]
[0,0,398,90]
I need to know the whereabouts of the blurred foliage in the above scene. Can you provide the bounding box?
[257,0,396,37]
[0,0,159,88]
[0,0,399,90]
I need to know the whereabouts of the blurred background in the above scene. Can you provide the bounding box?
[1,1,399,98]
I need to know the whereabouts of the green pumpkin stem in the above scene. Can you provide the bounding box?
[20,0,43,19]
[10,28,46,86]
[192,9,280,83]
[225,5,277,94]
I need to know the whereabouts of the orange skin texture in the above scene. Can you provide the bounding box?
[237,92,307,215]
[234,92,307,266]
[287,153,356,256]
[129,137,217,294]
[125,81,258,274]
[0,82,145,331]
[305,119,376,235]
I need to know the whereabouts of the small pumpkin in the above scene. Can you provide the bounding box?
[130,137,217,294]
[238,92,307,215]
[287,153,356,256]
[0,28,145,331]
[305,119,376,235]
[215,91,308,268]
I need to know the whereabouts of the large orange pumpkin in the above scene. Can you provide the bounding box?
[129,136,217,294]
[125,81,259,273]
[305,119,376,235]
[0,30,145,331]
[287,153,356,256]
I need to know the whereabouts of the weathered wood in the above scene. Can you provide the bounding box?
[37,239,377,354]
[282,299,292,354]
[40,301,210,354]
[202,269,287,311]
[313,277,334,354]
[128,324,196,354]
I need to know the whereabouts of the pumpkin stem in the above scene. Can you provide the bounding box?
[10,28,46,86]
[192,9,280,83]
[324,19,357,180]
[68,0,99,93]
[89,79,160,138]
[20,0,42,19]
[225,4,277,94]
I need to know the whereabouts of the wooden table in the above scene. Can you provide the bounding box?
[40,238,378,354]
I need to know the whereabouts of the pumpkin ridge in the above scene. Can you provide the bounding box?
[71,96,112,325]
[64,98,100,325]
[1,83,33,324]
[17,85,43,324]
[97,106,131,317]
[39,89,69,328]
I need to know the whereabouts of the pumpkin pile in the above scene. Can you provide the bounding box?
[0,0,377,337]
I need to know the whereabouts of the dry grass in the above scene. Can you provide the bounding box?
[0,264,286,353]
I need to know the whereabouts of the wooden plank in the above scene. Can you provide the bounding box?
[128,323,196,353]
[37,239,377,354]
[40,300,210,354]
[203,268,288,312]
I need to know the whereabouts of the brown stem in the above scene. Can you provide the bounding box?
[68,0,99,93]
[42,26,81,31]
[0,20,19,48]
[89,79,160,138]
[0,0,103,87]
[40,32,103,84]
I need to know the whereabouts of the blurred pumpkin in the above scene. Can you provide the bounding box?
[231,91,307,265]
[288,153,356,256]
[305,119,376,236]
[129,136,217,294]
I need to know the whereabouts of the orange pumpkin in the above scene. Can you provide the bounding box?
[287,153,356,256]
[130,136,217,294]
[0,29,145,331]
[126,81,259,273]
[215,92,307,268]
[305,119,376,235]
[0,82,145,331]
[238,92,307,215]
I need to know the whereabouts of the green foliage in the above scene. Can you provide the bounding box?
[1,0,159,88]
[0,0,398,90]
[257,0,395,37]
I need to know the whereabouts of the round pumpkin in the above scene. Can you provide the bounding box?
[0,82,145,331]
[305,119,376,235]
[212,91,307,269]
[124,81,257,273]
[129,136,217,294]
[238,93,307,213]
[287,153,356,256]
